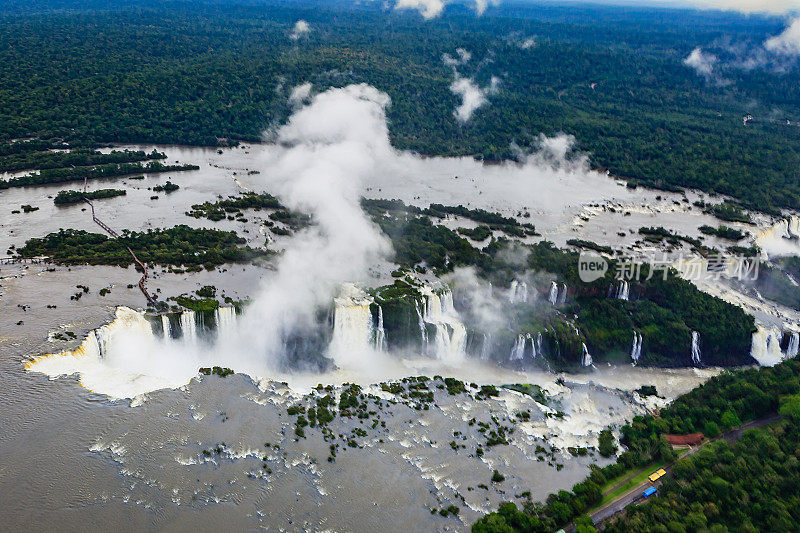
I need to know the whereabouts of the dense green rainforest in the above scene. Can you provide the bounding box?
[1,0,799,211]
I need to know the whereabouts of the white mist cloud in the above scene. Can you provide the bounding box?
[535,134,575,164]
[395,0,445,19]
[442,48,472,66]
[449,72,499,124]
[289,19,311,40]
[682,17,800,75]
[394,0,498,19]
[684,46,718,77]
[473,0,500,15]
[235,84,393,366]
[288,82,313,107]
[450,77,488,123]
[446,268,506,332]
[683,0,800,14]
[765,17,800,55]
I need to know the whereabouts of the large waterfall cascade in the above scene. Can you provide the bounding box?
[755,215,800,258]
[180,310,198,344]
[161,315,171,340]
[40,306,246,370]
[329,284,377,367]
[750,325,800,367]
[30,307,156,365]
[329,284,393,367]
[420,285,467,363]
[26,306,221,398]
[214,306,237,344]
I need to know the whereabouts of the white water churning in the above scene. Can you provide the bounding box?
[180,310,198,344]
[329,284,375,368]
[421,286,467,363]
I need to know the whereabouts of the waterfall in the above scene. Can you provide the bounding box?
[789,216,800,238]
[481,333,492,360]
[756,215,800,257]
[421,286,467,363]
[788,331,799,358]
[415,299,428,352]
[214,306,237,344]
[548,282,559,305]
[329,284,374,367]
[581,342,593,367]
[750,325,783,366]
[558,283,567,305]
[51,307,154,361]
[509,281,528,303]
[536,332,543,358]
[510,334,526,361]
[616,281,629,301]
[161,315,171,340]
[374,305,387,352]
[630,331,642,365]
[180,310,198,344]
[510,333,535,361]
[25,306,193,398]
[83,331,103,359]
[691,331,702,365]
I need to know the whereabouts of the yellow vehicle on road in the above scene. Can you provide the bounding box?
[648,468,667,482]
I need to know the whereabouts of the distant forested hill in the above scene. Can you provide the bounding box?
[1,1,799,210]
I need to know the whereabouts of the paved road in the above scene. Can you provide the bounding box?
[587,413,781,527]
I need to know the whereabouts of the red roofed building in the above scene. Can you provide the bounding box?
[664,433,704,446]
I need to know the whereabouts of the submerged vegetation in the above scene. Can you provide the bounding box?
[54,188,126,205]
[186,192,283,221]
[0,147,164,173]
[16,225,271,268]
[199,366,234,378]
[698,224,746,241]
[151,180,179,193]
[0,160,198,189]
[175,296,220,312]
